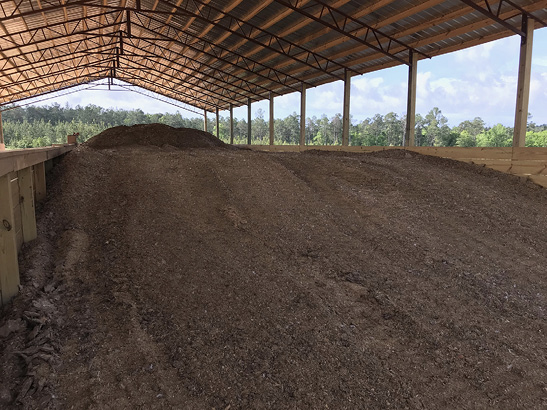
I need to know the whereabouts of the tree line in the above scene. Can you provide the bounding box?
[2,103,546,149]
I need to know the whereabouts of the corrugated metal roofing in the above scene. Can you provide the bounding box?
[0,0,545,111]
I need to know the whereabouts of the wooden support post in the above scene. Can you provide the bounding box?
[300,83,306,146]
[404,51,418,147]
[33,162,46,202]
[203,110,208,133]
[513,15,534,148]
[0,110,5,151]
[0,174,20,305]
[215,107,220,139]
[247,98,252,145]
[342,70,351,146]
[17,167,37,243]
[269,92,275,146]
[229,104,234,145]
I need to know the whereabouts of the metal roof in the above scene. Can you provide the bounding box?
[0,0,546,112]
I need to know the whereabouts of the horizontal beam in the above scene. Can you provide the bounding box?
[0,145,75,178]
[459,0,525,36]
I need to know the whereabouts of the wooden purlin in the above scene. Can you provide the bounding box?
[116,67,222,111]
[179,0,280,78]
[273,0,428,65]
[0,45,116,85]
[119,57,238,107]
[128,14,305,95]
[125,10,312,91]
[231,0,546,90]
[207,0,437,87]
[155,0,353,80]
[0,73,110,106]
[122,35,271,101]
[0,0,546,109]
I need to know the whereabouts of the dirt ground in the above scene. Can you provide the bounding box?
[1,124,546,409]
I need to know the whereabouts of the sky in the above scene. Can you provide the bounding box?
[32,28,547,127]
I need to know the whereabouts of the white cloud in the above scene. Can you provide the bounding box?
[454,40,498,63]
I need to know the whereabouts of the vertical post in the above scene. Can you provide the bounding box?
[18,167,37,243]
[33,162,46,202]
[513,15,534,147]
[404,51,418,147]
[247,98,252,145]
[229,104,234,145]
[0,174,20,305]
[300,83,306,146]
[342,69,351,146]
[0,110,5,151]
[269,92,275,146]
[215,107,220,139]
[203,110,208,133]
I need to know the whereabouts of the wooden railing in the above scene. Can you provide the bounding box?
[0,144,75,306]
[244,146,547,188]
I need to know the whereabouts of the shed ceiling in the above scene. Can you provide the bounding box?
[0,0,546,112]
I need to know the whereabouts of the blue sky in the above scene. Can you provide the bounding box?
[37,28,547,127]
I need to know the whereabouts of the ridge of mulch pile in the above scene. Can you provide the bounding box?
[1,126,546,409]
[85,123,229,149]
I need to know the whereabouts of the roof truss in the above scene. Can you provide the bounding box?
[0,0,545,112]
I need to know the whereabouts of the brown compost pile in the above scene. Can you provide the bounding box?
[1,124,546,409]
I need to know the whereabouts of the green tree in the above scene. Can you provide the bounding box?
[476,124,512,147]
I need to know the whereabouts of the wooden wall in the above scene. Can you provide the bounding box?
[245,146,547,188]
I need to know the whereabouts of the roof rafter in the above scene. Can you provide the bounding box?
[1,0,546,110]
[130,13,306,92]
[273,0,429,65]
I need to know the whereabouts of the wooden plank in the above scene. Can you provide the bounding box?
[12,203,22,246]
[34,162,47,202]
[404,51,417,147]
[407,147,513,160]
[10,176,19,206]
[528,175,547,188]
[513,18,534,147]
[486,164,512,173]
[269,92,274,146]
[15,230,23,253]
[300,84,306,146]
[508,163,547,176]
[0,145,74,178]
[0,174,20,306]
[17,167,37,243]
[512,147,547,161]
[342,70,351,146]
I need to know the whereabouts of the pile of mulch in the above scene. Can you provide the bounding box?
[85,123,229,149]
[1,127,546,409]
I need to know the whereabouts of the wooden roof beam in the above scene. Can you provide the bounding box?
[125,33,284,99]
[120,1,353,80]
[273,0,428,66]
[1,73,110,106]
[459,0,525,36]
[131,15,307,92]
[116,67,221,111]
[208,0,419,83]
[119,54,244,106]
[122,37,267,101]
